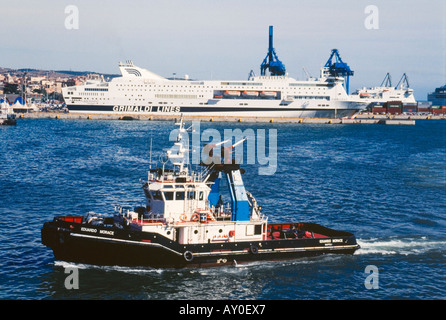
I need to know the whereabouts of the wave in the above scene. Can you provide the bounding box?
[53,260,164,275]
[356,236,446,256]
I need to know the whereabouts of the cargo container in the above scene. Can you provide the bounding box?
[372,107,387,114]
[431,106,446,114]
[403,107,417,114]
[385,101,403,114]
[417,101,432,114]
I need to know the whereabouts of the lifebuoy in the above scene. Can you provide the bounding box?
[179,214,187,222]
[191,214,199,222]
[250,245,259,254]
[184,251,194,262]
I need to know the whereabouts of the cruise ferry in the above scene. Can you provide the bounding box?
[41,118,360,268]
[350,73,417,108]
[62,61,367,119]
[62,26,369,119]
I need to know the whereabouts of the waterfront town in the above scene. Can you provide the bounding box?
[0,66,445,117]
[0,67,110,111]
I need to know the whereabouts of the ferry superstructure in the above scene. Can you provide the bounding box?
[62,61,367,119]
[351,85,416,106]
[350,73,417,107]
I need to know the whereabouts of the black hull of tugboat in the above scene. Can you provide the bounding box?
[42,219,360,268]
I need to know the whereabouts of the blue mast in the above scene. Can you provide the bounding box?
[260,26,286,76]
[226,169,250,222]
[204,139,251,222]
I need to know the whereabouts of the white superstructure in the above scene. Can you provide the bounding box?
[0,98,16,125]
[351,85,416,104]
[116,118,267,246]
[62,61,368,118]
[350,73,417,107]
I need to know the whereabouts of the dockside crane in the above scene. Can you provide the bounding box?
[395,73,410,89]
[260,26,286,76]
[380,73,392,87]
[324,49,354,94]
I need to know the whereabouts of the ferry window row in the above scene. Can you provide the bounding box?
[155,94,198,100]
[112,82,331,93]
[77,97,110,101]
[289,83,333,87]
[77,92,105,96]
[85,88,108,91]
[117,88,210,94]
[221,82,262,86]
[115,84,216,89]
[114,83,316,92]
[291,96,330,100]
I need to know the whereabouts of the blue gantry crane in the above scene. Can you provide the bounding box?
[324,49,354,94]
[395,73,410,89]
[260,26,286,76]
[380,73,392,87]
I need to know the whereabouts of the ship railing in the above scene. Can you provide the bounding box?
[214,212,232,221]
[213,203,233,221]
[137,217,165,225]
[251,211,267,223]
[115,204,133,215]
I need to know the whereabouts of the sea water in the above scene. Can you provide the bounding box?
[0,118,445,300]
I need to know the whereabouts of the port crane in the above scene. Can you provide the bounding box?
[324,49,354,94]
[380,73,392,87]
[395,73,410,89]
[260,26,286,76]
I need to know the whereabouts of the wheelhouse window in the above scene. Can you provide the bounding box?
[164,192,174,201]
[152,190,163,200]
[187,191,195,199]
[175,192,185,200]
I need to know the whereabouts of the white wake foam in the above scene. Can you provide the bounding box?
[53,260,164,274]
[356,237,446,256]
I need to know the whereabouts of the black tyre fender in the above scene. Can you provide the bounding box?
[184,251,194,262]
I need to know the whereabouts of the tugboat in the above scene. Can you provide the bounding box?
[41,119,360,268]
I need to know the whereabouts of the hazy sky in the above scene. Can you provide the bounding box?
[1,0,445,100]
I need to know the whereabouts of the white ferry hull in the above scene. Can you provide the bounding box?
[66,102,363,119]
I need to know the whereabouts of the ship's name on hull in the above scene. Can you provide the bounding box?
[113,105,181,113]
